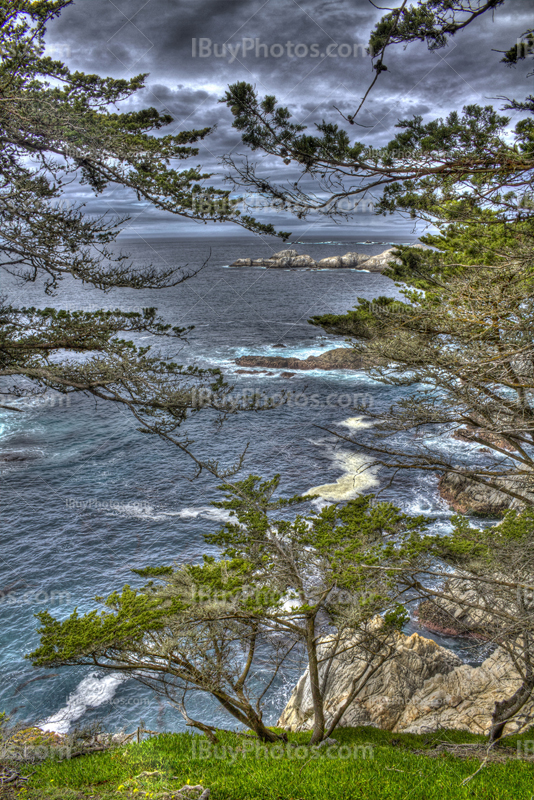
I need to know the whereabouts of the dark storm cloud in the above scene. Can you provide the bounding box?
[44,0,534,235]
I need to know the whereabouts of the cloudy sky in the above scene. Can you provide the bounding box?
[45,0,533,239]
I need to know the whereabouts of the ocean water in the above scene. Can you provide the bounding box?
[0,236,482,735]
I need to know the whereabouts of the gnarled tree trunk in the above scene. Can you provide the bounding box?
[489,676,534,743]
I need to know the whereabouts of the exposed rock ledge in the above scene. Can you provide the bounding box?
[235,347,364,371]
[416,576,508,639]
[438,471,533,517]
[229,247,400,271]
[278,627,534,735]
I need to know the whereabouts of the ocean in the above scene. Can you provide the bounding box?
[0,235,482,735]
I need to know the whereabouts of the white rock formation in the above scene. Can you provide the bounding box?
[278,628,534,735]
[229,248,402,271]
[396,646,534,735]
[278,630,462,732]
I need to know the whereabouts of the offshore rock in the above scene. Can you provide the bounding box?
[0,451,41,462]
[416,577,497,638]
[416,575,516,639]
[235,347,364,371]
[359,248,400,271]
[273,249,299,258]
[289,254,317,267]
[316,255,361,268]
[228,247,399,271]
[315,249,400,270]
[315,256,343,268]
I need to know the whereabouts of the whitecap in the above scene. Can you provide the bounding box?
[337,416,373,431]
[40,672,127,734]
[105,504,230,523]
[306,451,379,501]
[173,506,231,522]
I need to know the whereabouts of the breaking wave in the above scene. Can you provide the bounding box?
[40,673,127,734]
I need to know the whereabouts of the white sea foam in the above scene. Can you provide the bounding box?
[41,673,127,734]
[306,451,379,501]
[104,503,230,523]
[173,506,231,522]
[104,502,162,520]
[337,416,373,431]
[233,341,352,362]
[305,416,378,500]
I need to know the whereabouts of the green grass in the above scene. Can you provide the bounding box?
[8,727,534,799]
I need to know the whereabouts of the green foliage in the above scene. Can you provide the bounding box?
[30,586,182,667]
[428,509,534,574]
[17,727,534,800]
[130,566,175,578]
[1,1,239,292]
[368,1,506,55]
[209,475,426,615]
[0,710,8,739]
[0,2,282,438]
[309,295,414,338]
[222,82,367,172]
[29,478,423,670]
[222,1,533,235]
[501,28,534,66]
[28,478,429,741]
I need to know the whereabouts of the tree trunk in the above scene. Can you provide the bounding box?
[489,676,534,743]
[324,652,391,739]
[306,618,325,745]
[213,693,284,743]
[242,700,285,742]
[247,715,285,743]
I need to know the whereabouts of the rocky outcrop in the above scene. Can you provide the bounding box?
[358,248,402,271]
[278,630,463,733]
[416,577,499,638]
[0,451,41,462]
[396,647,534,735]
[416,600,468,637]
[321,248,401,271]
[438,472,529,516]
[416,574,521,641]
[278,628,534,736]
[235,348,364,371]
[316,252,367,269]
[229,248,400,271]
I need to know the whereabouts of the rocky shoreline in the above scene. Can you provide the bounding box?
[437,471,533,516]
[278,624,532,736]
[235,347,364,371]
[438,472,514,517]
[230,253,528,738]
[229,247,400,271]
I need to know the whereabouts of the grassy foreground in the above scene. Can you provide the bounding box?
[4,726,534,799]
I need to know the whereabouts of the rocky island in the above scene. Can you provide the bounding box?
[229,247,399,271]
[235,347,364,371]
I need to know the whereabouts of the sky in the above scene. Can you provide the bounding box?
[44,0,534,239]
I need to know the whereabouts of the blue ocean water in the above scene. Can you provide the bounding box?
[0,236,479,735]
